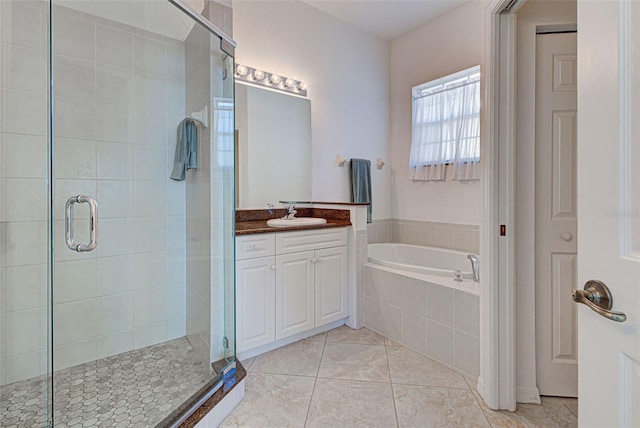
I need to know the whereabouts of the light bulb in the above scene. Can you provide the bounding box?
[296,82,307,92]
[253,69,265,80]
[285,78,296,88]
[235,65,248,76]
[270,74,282,85]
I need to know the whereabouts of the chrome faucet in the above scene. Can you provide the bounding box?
[282,204,297,220]
[467,254,480,283]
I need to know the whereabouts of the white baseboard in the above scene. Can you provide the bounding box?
[516,385,541,404]
[195,379,245,428]
[237,318,347,361]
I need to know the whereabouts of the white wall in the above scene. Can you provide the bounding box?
[232,0,391,220]
[515,0,577,403]
[389,2,483,225]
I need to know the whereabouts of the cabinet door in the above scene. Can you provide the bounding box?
[276,251,315,340]
[314,246,348,326]
[236,256,276,352]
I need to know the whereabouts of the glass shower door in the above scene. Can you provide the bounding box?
[0,0,53,426]
[49,1,236,425]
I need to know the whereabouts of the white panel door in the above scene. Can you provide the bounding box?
[314,246,348,326]
[275,251,315,340]
[535,32,578,397]
[236,256,276,352]
[577,1,640,426]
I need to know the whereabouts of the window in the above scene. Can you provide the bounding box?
[409,66,480,181]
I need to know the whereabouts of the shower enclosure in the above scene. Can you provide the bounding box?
[0,0,236,426]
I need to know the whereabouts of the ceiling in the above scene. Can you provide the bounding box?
[301,0,469,41]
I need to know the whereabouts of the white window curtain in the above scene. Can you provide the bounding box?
[409,69,481,181]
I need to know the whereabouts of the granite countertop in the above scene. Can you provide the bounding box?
[236,219,352,235]
[236,208,352,236]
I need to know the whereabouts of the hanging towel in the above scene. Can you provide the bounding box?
[170,118,198,181]
[350,158,372,223]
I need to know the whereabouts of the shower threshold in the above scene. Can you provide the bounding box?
[0,337,215,428]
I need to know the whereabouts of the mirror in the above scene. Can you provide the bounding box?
[235,83,312,208]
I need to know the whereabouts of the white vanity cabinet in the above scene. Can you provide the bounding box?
[236,234,276,352]
[236,227,348,354]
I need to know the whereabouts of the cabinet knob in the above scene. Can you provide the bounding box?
[253,244,261,250]
[316,257,323,263]
[270,264,276,270]
[310,258,316,263]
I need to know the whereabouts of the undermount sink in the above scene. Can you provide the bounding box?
[267,217,328,227]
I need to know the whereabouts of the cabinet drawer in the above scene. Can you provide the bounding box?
[236,233,276,260]
[276,228,348,254]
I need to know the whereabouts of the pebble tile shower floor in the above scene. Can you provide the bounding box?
[0,337,211,428]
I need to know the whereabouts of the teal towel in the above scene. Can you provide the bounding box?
[170,118,198,181]
[350,158,372,223]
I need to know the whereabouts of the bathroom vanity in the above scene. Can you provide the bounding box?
[235,207,356,358]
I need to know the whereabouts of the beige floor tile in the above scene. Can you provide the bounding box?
[220,373,315,428]
[393,384,490,428]
[387,346,468,389]
[559,397,578,417]
[241,357,255,370]
[473,391,578,428]
[318,343,390,382]
[326,325,386,345]
[385,337,402,347]
[306,331,328,342]
[306,378,397,428]
[250,340,324,377]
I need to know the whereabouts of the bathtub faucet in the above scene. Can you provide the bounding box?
[467,254,480,283]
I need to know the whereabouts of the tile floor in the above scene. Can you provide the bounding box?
[222,326,578,428]
[0,337,212,428]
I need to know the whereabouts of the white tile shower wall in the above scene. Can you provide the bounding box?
[0,2,187,385]
[363,265,480,378]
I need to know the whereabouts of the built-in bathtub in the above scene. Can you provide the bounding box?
[364,243,480,378]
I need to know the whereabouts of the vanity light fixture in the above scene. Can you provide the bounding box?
[234,63,307,97]
[236,65,249,76]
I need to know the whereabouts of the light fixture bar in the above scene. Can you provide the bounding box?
[234,64,307,97]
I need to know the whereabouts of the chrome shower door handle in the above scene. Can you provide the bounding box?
[65,195,98,252]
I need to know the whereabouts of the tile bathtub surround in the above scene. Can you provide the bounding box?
[367,218,392,244]
[363,265,481,378]
[0,2,187,385]
[223,326,577,428]
[368,218,479,254]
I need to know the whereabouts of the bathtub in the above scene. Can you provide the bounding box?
[368,243,475,279]
[364,243,480,378]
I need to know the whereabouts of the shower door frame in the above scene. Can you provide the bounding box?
[44,1,238,425]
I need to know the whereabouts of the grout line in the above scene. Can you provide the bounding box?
[558,397,579,418]
[302,334,325,427]
[468,385,495,428]
[385,342,400,428]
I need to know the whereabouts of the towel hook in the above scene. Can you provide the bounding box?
[191,106,208,128]
[336,154,347,167]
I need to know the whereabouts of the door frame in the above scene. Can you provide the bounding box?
[478,0,522,411]
[518,14,577,403]
[480,0,580,411]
